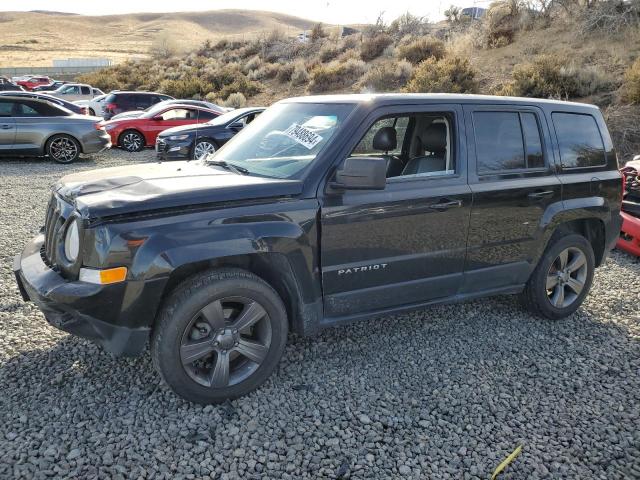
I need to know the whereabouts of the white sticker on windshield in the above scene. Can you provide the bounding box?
[282,123,323,150]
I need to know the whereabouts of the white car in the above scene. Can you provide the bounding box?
[50,83,103,102]
[74,93,108,117]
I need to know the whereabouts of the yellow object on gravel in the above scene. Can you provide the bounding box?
[491,445,523,480]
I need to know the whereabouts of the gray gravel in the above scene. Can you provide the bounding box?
[1,149,639,479]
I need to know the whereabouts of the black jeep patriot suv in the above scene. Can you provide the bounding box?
[14,94,623,403]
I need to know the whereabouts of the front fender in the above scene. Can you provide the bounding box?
[84,199,321,321]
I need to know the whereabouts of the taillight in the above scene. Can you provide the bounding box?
[95,122,105,131]
[81,107,89,115]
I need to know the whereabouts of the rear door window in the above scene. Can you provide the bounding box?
[552,112,605,168]
[81,86,91,95]
[521,113,544,168]
[473,111,546,174]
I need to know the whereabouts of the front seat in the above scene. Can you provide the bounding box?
[372,126,404,177]
[402,123,448,175]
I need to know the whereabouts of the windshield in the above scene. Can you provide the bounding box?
[210,102,354,179]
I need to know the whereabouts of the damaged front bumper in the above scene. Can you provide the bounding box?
[13,234,150,356]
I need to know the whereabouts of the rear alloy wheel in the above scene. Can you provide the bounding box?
[152,269,288,404]
[193,139,217,160]
[47,134,80,164]
[521,233,595,319]
[119,130,144,152]
[546,247,588,309]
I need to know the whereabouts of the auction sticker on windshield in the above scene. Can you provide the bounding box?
[282,123,323,150]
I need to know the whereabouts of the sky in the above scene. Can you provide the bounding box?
[3,0,494,24]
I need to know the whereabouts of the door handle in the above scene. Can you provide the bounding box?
[428,199,463,211]
[527,190,554,200]
[0,124,13,130]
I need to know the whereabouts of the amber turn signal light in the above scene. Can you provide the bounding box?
[79,267,127,285]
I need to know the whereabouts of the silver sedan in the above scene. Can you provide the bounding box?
[0,95,111,164]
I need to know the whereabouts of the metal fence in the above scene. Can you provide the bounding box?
[0,66,107,77]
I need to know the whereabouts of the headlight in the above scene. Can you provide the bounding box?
[168,134,190,141]
[104,124,116,131]
[64,219,80,262]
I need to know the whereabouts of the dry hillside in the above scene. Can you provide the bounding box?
[0,10,316,66]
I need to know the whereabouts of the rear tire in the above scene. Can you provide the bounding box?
[151,268,288,404]
[119,130,145,152]
[521,234,595,319]
[46,134,81,164]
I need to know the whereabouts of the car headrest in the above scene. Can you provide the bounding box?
[420,123,447,152]
[372,126,397,152]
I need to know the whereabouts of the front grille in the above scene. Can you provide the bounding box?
[43,195,66,268]
[156,138,168,152]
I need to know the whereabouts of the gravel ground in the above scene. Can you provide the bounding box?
[0,150,639,479]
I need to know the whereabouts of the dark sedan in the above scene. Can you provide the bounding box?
[0,80,24,92]
[32,81,68,92]
[0,91,88,115]
[156,107,264,161]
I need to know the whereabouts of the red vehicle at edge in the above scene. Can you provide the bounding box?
[617,157,640,257]
[17,76,52,91]
[103,104,221,152]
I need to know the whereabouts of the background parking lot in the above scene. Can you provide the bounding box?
[0,152,639,479]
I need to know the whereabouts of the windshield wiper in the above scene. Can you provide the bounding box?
[206,160,250,175]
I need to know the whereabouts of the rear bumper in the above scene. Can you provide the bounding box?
[82,131,111,154]
[13,235,150,356]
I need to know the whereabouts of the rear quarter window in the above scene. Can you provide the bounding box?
[552,112,606,168]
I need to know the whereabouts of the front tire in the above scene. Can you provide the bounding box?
[46,134,81,164]
[521,233,595,319]
[119,130,145,152]
[151,268,288,404]
[193,138,217,160]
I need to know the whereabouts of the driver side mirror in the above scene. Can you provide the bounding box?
[229,121,244,130]
[331,157,387,191]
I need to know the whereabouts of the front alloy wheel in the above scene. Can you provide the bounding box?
[180,297,272,388]
[193,140,216,160]
[151,269,288,404]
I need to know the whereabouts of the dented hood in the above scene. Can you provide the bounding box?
[54,161,303,219]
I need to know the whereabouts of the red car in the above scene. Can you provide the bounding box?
[17,76,52,91]
[103,104,221,152]
[617,158,640,257]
